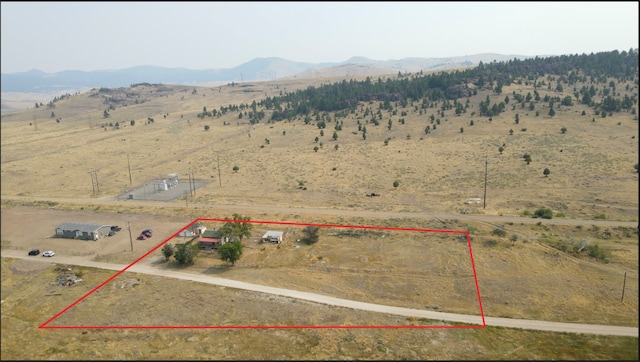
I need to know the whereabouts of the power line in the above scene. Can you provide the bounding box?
[127,153,132,185]
[483,156,488,209]
[186,170,195,197]
[217,153,222,187]
[127,221,133,251]
[88,168,100,196]
[191,171,196,196]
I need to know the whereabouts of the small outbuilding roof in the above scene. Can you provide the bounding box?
[186,222,206,231]
[262,231,284,238]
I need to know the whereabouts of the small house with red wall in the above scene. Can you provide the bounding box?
[198,229,225,250]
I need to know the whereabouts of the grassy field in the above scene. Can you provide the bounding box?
[1,246,638,360]
[1,72,637,220]
[1,203,638,360]
[1,67,638,360]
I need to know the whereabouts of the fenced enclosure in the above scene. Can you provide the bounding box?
[117,179,208,201]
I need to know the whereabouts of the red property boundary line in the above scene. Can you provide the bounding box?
[39,218,486,330]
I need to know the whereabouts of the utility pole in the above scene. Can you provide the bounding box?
[190,171,194,196]
[127,153,132,185]
[89,171,95,196]
[127,221,133,251]
[191,170,196,196]
[95,170,99,194]
[89,169,100,196]
[483,156,488,209]
[186,170,193,196]
[217,153,222,187]
[186,169,195,197]
[621,270,627,302]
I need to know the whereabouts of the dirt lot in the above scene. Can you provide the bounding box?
[1,206,193,263]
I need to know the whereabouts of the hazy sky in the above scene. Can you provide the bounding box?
[1,1,638,74]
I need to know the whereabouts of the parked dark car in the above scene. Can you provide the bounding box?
[111,225,121,232]
[28,249,40,256]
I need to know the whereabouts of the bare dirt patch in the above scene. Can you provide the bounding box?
[1,206,192,262]
[8,259,51,274]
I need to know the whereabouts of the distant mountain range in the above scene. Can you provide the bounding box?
[1,54,530,93]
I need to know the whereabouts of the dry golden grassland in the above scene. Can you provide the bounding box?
[1,203,638,360]
[1,233,638,361]
[2,257,636,362]
[1,74,637,220]
[1,70,638,360]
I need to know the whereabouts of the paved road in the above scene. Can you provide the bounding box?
[3,195,638,228]
[2,249,637,337]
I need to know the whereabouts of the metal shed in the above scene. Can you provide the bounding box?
[179,222,207,237]
[261,231,284,244]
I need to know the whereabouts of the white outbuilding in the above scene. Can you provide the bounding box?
[261,231,284,244]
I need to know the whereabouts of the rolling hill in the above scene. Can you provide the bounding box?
[1,53,526,95]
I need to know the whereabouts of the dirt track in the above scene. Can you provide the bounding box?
[3,195,638,228]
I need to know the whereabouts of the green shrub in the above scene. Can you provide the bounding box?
[587,243,608,262]
[483,239,498,247]
[491,228,507,237]
[533,207,553,219]
[465,225,478,234]
[555,239,570,252]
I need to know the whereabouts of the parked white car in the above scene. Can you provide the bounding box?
[42,250,55,257]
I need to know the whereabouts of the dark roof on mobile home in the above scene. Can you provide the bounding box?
[56,222,111,233]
